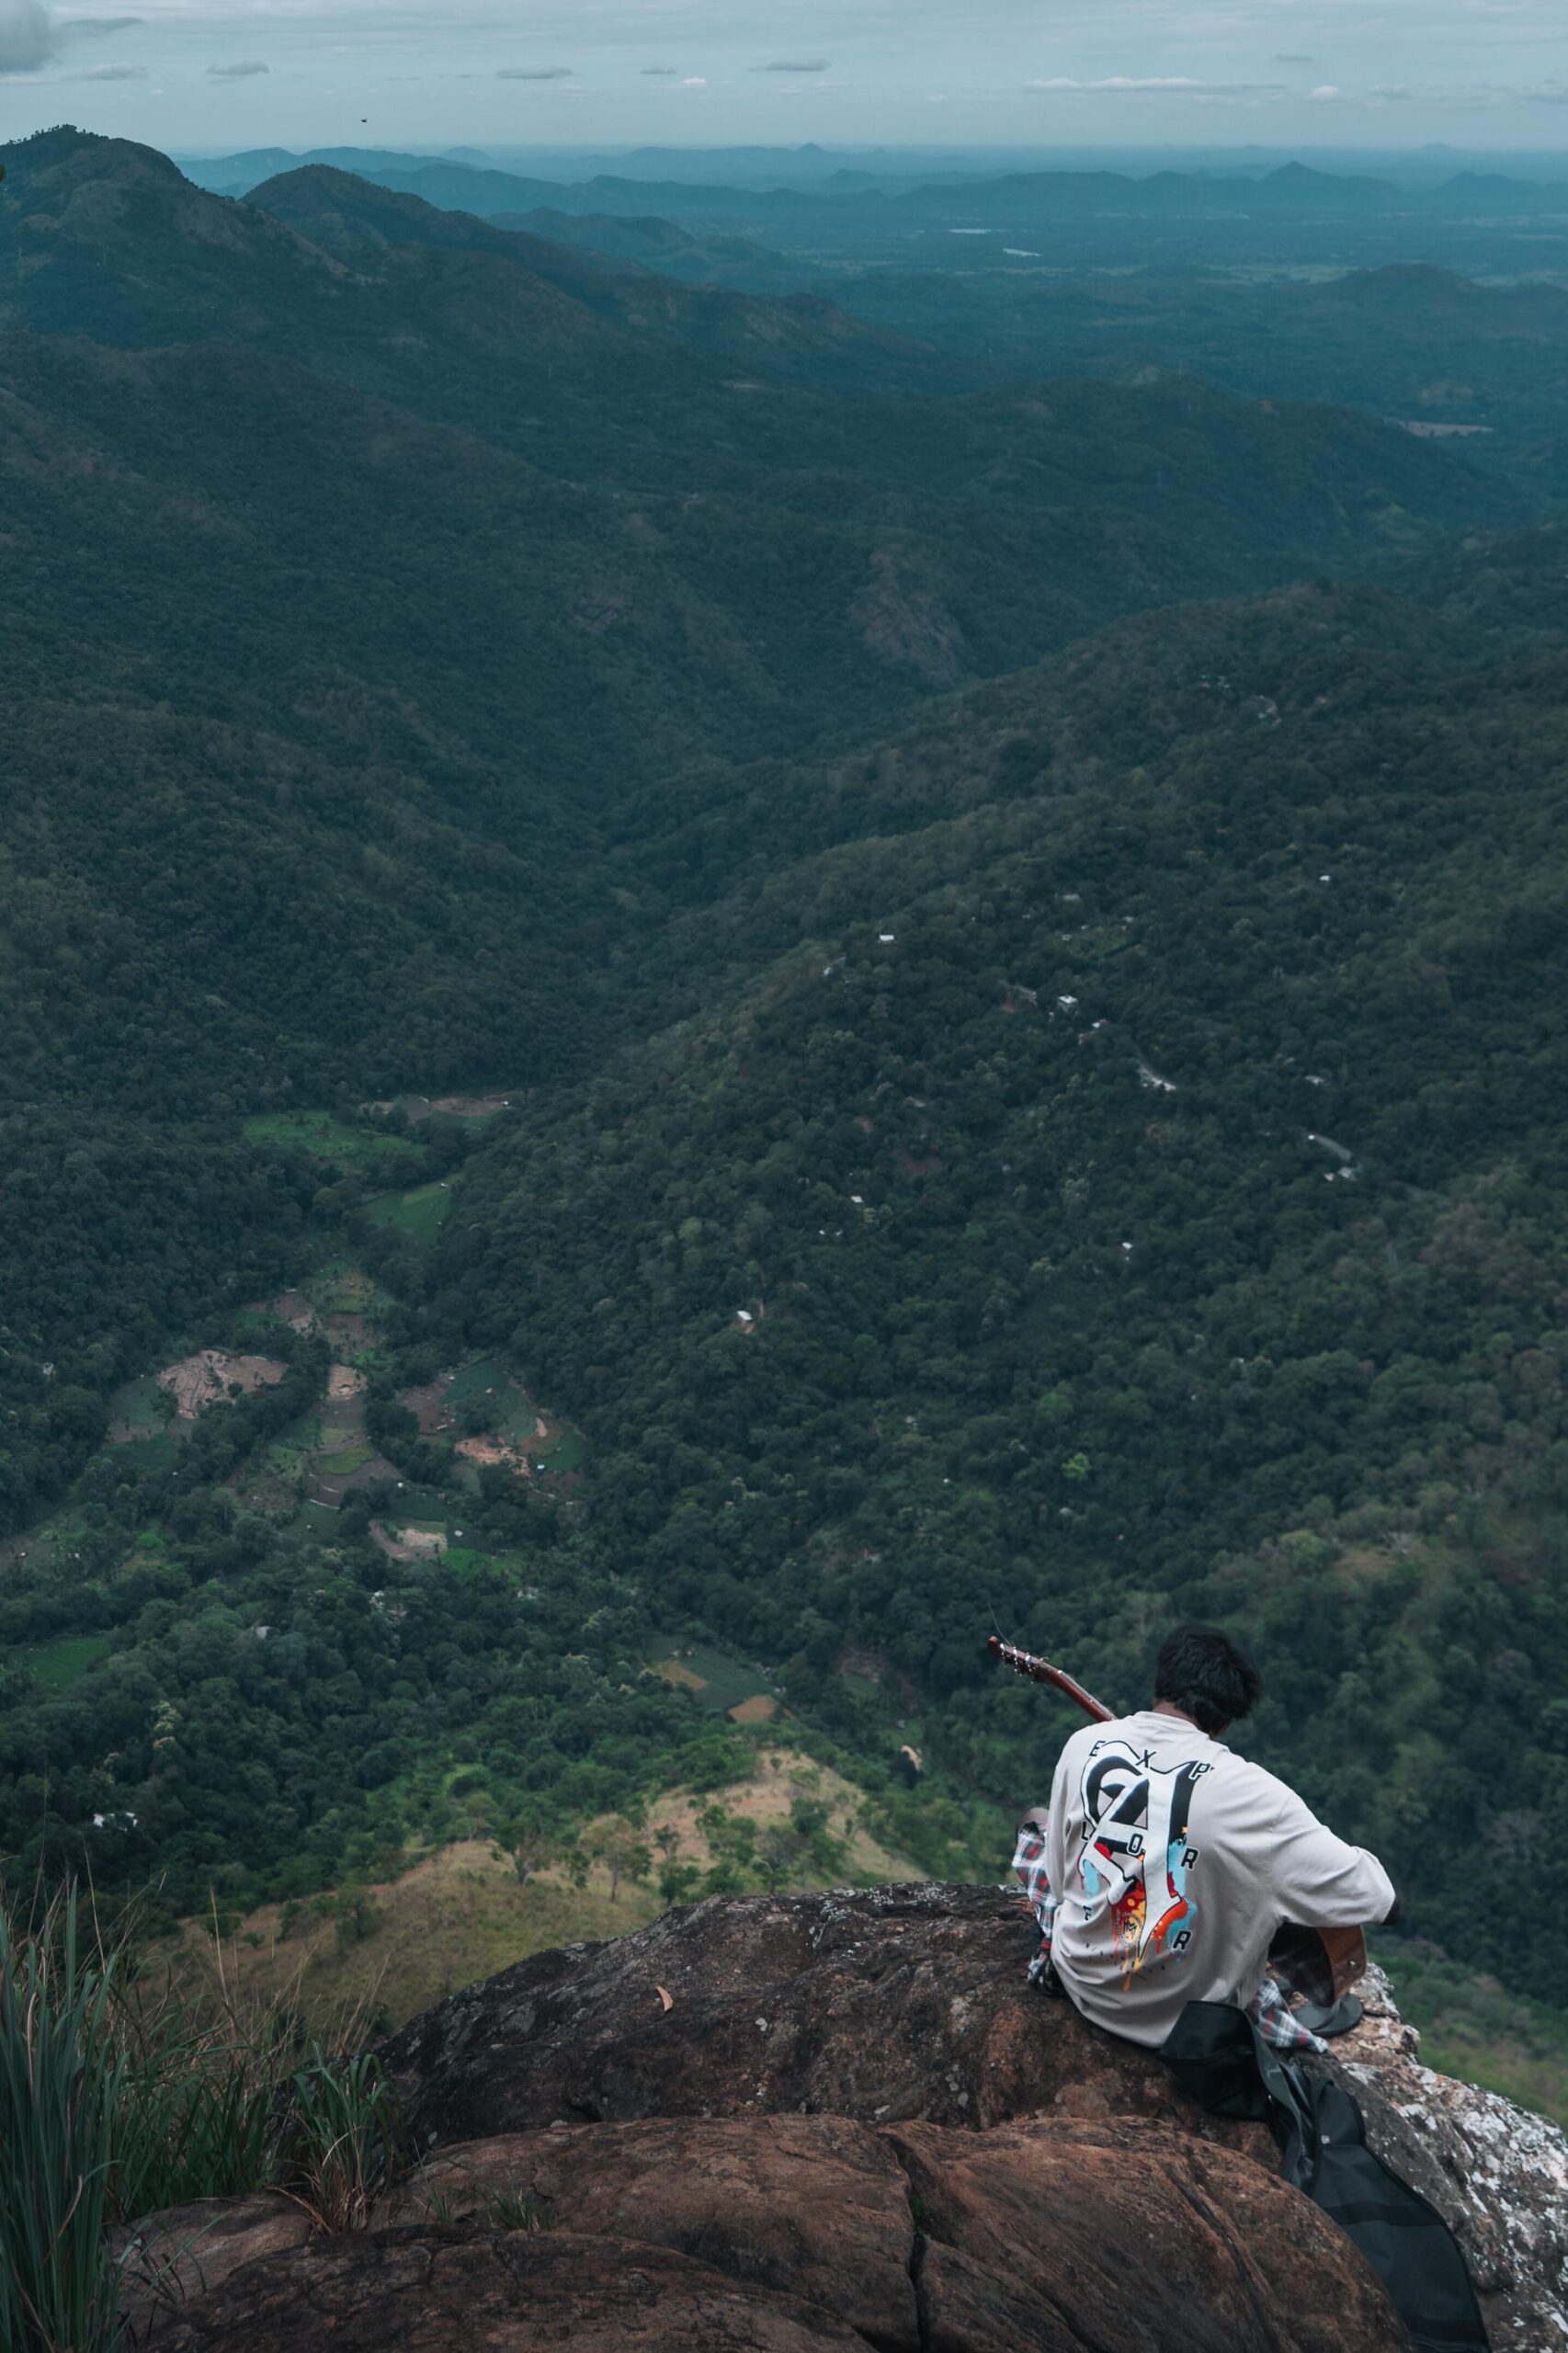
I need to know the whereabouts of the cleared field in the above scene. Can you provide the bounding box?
[107,1427,183,1473]
[159,1842,661,2031]
[158,1350,287,1420]
[365,1090,519,1125]
[365,1181,455,1248]
[107,1373,175,1445]
[444,1356,512,1408]
[729,1694,779,1725]
[12,1631,113,1690]
[536,1428,585,1475]
[645,1636,778,1717]
[314,1265,388,1313]
[438,1544,501,1579]
[0,1507,95,1576]
[429,1093,517,1120]
[371,1522,449,1562]
[417,1354,582,1487]
[629,1748,915,1887]
[244,1111,417,1172]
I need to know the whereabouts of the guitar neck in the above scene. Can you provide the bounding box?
[988,1634,1115,1723]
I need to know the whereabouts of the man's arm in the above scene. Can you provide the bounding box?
[1267,1782,1396,1928]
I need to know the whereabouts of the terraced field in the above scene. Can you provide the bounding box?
[646,1637,783,1723]
[13,1631,112,1691]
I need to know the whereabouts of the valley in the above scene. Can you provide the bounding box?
[2,119,1567,2145]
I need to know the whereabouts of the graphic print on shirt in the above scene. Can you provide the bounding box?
[1076,1741,1210,1982]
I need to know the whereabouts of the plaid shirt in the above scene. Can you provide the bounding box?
[1011,1824,1326,2056]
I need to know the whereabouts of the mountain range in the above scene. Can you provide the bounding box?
[180,143,1568,220]
[2,124,1566,2020]
[153,142,1568,468]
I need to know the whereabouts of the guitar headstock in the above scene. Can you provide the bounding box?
[985,1634,1114,1723]
[988,1633,1048,1684]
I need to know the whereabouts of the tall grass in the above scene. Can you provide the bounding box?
[0,1885,127,2353]
[0,1879,406,2353]
[272,2049,407,2234]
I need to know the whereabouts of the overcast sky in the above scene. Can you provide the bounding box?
[4,0,1568,155]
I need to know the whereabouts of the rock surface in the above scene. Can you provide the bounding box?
[886,2116,1396,2353]
[377,1881,1267,2150]
[369,2109,1396,2352]
[141,2227,873,2350]
[126,1884,1568,2351]
[137,2115,1403,2352]
[116,2191,312,2338]
[376,2114,922,2347]
[1323,1966,1568,2352]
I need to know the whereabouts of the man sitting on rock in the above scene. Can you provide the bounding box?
[1014,1622,1398,2056]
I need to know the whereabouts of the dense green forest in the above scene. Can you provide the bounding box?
[831,266,1568,505]
[0,127,1520,1518]
[2,125,1567,2028]
[427,573,1568,1999]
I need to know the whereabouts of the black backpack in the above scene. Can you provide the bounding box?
[1160,2000,1490,2353]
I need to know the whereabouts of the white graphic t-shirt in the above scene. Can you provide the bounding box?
[1040,1710,1394,2049]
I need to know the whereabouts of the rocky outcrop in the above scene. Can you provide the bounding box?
[117,2192,312,2337]
[123,1883,1568,2351]
[370,2109,1395,2351]
[1321,1966,1568,2351]
[376,1880,1267,2149]
[376,2114,923,2343]
[134,2116,1400,2352]
[141,2227,877,2350]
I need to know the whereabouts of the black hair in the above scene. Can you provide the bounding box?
[1153,1622,1263,1736]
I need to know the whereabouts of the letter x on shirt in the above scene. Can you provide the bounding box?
[1014,1711,1394,2052]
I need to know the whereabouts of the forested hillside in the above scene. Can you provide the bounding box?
[1,131,1519,554]
[0,128,1520,1529]
[432,570,1568,1999]
[1,125,1565,2034]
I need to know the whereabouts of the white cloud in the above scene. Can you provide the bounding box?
[1027,75,1287,97]
[76,55,141,74]
[12,0,1568,145]
[207,57,267,76]
[0,0,54,72]
[1303,73,1568,108]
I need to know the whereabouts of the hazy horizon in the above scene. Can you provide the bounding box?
[5,0,1568,158]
